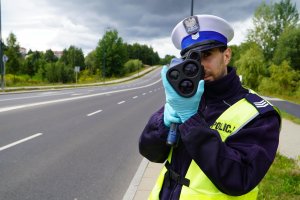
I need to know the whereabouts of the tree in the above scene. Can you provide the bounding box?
[228,45,240,67]
[60,46,85,70]
[44,49,58,63]
[273,0,299,36]
[160,54,175,65]
[85,50,97,74]
[126,43,140,60]
[4,33,22,75]
[273,26,300,70]
[247,0,299,61]
[45,62,59,83]
[232,42,259,70]
[235,43,267,90]
[22,51,43,77]
[126,43,160,66]
[95,29,128,77]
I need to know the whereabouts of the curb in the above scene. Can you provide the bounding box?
[122,158,149,200]
[0,66,159,95]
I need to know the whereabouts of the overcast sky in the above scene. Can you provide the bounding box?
[2,0,299,57]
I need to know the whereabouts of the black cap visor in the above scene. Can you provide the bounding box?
[180,40,227,57]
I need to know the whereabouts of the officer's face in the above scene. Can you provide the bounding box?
[201,47,231,82]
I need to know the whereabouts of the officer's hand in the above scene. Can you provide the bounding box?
[163,103,182,127]
[161,65,204,122]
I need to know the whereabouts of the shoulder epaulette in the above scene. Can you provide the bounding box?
[245,93,274,115]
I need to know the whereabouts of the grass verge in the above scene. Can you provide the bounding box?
[258,153,300,200]
[280,111,300,125]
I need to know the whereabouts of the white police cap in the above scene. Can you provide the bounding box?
[171,14,234,52]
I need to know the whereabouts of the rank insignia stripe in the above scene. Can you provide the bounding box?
[245,93,274,115]
[253,100,269,108]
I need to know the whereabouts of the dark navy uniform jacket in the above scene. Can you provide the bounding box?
[139,67,281,199]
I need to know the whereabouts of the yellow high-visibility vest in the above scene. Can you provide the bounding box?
[148,96,279,200]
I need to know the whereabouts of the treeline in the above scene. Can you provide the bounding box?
[230,0,300,99]
[1,30,173,86]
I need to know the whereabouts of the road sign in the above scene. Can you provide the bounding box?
[3,55,8,63]
[74,66,80,72]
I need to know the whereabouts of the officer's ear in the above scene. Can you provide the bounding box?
[223,48,231,66]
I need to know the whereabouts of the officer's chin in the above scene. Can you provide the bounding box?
[204,76,213,82]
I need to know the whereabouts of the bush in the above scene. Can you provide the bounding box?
[45,62,74,83]
[258,61,300,96]
[123,59,143,74]
[5,74,40,86]
[78,69,100,83]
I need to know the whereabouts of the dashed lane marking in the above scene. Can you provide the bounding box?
[0,79,161,113]
[87,110,103,117]
[118,101,126,105]
[0,133,43,152]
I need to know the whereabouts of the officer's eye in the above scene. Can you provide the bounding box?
[202,51,212,58]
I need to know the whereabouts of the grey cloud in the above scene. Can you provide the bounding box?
[42,0,271,39]
[37,0,300,52]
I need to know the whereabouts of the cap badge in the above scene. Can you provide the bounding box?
[183,16,200,35]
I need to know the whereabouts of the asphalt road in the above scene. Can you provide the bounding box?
[0,68,164,200]
[267,99,300,118]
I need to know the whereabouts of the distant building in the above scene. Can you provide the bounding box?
[53,51,64,58]
[19,47,27,57]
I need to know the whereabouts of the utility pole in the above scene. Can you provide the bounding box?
[191,0,194,16]
[102,50,105,83]
[0,0,4,90]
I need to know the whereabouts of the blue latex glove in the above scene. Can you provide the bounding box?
[161,65,204,122]
[163,102,182,127]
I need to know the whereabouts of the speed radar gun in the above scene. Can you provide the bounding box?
[166,50,205,146]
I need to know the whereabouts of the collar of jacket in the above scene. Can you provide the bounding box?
[203,66,242,104]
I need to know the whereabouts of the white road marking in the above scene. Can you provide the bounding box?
[0,78,161,113]
[0,133,43,152]
[118,101,126,105]
[87,110,102,116]
[142,93,146,95]
[0,92,74,102]
[132,96,138,99]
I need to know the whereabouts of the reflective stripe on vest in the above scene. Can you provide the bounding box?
[149,98,263,200]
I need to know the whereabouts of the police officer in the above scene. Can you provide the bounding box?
[139,14,281,200]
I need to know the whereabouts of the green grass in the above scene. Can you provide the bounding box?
[280,111,300,125]
[259,91,300,125]
[275,94,300,105]
[258,154,300,200]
